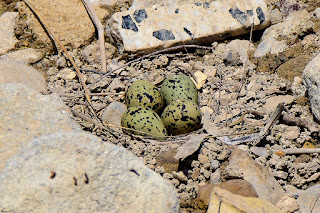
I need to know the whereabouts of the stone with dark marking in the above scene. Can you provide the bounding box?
[153,29,175,41]
[256,7,265,25]
[175,9,179,14]
[161,99,201,135]
[247,10,253,16]
[133,9,148,23]
[122,15,138,32]
[229,7,247,25]
[203,3,210,8]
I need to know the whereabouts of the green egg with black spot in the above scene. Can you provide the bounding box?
[161,99,201,135]
[160,74,198,105]
[125,80,164,114]
[121,106,167,139]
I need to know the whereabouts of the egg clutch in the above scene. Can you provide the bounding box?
[121,74,202,138]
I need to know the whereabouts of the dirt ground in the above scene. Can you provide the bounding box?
[3,0,320,212]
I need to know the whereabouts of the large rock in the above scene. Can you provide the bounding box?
[0,12,19,55]
[0,83,80,174]
[0,131,179,212]
[303,52,320,122]
[296,184,320,213]
[254,9,312,57]
[17,0,108,49]
[0,58,46,91]
[107,0,270,53]
[224,149,285,205]
[0,48,43,64]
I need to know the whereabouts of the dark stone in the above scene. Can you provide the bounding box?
[203,2,210,8]
[153,29,175,41]
[256,7,266,25]
[247,9,253,16]
[121,15,138,32]
[175,9,179,14]
[183,27,194,39]
[229,7,247,25]
[133,9,148,23]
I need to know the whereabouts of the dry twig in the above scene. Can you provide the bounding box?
[22,0,93,105]
[81,0,107,73]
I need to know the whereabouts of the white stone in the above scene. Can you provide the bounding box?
[0,12,19,55]
[313,8,320,18]
[0,131,179,212]
[192,71,207,89]
[0,48,43,64]
[106,0,270,53]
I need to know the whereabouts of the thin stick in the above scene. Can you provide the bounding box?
[81,0,107,73]
[94,44,213,84]
[22,0,93,105]
[281,148,320,155]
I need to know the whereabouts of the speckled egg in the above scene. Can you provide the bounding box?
[161,99,201,135]
[160,74,198,105]
[125,80,164,114]
[121,106,167,138]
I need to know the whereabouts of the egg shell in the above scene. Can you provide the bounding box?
[121,106,167,138]
[160,74,198,105]
[161,99,201,135]
[125,80,164,114]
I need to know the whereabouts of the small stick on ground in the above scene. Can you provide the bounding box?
[281,112,319,135]
[22,0,93,105]
[81,0,107,73]
[279,148,320,155]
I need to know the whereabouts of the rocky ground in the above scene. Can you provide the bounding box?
[2,0,320,212]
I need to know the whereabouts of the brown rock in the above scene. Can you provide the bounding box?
[156,149,179,173]
[17,0,108,49]
[224,149,285,205]
[214,179,258,198]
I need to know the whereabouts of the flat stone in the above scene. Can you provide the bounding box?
[192,71,207,89]
[107,0,270,53]
[0,48,43,64]
[283,126,300,140]
[213,179,258,198]
[224,149,285,205]
[56,68,77,80]
[250,146,267,157]
[264,95,294,111]
[82,42,116,64]
[172,171,188,182]
[17,0,108,49]
[0,12,18,55]
[207,187,283,213]
[0,131,179,212]
[296,184,320,213]
[303,51,320,122]
[0,59,46,91]
[0,83,81,174]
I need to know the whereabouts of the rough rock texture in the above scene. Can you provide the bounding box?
[107,0,270,53]
[0,131,179,212]
[0,58,46,91]
[296,183,320,213]
[0,83,80,174]
[224,149,285,205]
[303,51,320,122]
[207,187,283,213]
[0,12,18,55]
[101,101,127,128]
[17,0,108,49]
[254,9,312,57]
[0,48,43,64]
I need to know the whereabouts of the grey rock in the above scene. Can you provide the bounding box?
[303,51,320,122]
[101,101,127,128]
[254,10,312,57]
[296,184,320,213]
[0,131,179,212]
[225,149,285,205]
[210,160,220,170]
[0,59,46,91]
[0,12,18,55]
[0,83,80,174]
[0,48,43,64]
[107,0,270,53]
[250,147,267,157]
[313,8,320,18]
